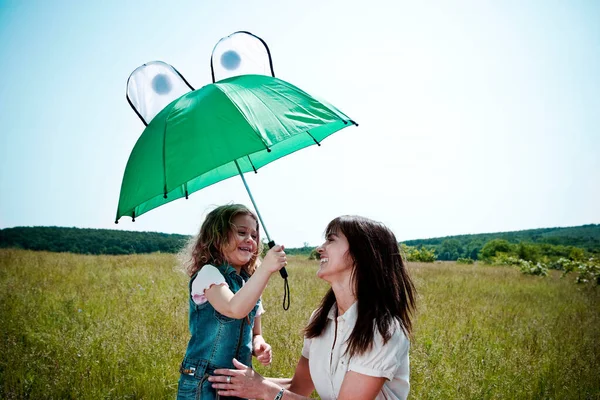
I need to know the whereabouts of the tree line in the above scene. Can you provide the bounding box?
[403,224,600,261]
[1,224,599,262]
[0,227,189,255]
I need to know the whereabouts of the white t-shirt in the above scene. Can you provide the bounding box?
[302,302,410,400]
[191,265,265,315]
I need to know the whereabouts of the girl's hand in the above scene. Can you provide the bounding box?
[253,339,273,366]
[261,245,287,274]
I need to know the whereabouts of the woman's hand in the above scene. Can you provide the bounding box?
[261,245,287,274]
[253,335,273,366]
[209,358,281,399]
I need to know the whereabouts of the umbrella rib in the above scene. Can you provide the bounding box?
[247,156,258,173]
[261,84,343,125]
[214,85,273,152]
[239,87,296,142]
[307,132,321,146]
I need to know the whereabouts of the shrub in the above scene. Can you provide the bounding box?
[456,258,474,264]
[550,257,572,271]
[492,254,548,277]
[518,260,548,277]
[308,249,320,260]
[494,253,521,266]
[479,239,514,261]
[559,257,600,285]
[400,244,436,263]
[517,243,541,263]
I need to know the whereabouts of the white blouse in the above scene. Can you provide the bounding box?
[302,302,410,400]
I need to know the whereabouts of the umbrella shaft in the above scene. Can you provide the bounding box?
[234,160,272,242]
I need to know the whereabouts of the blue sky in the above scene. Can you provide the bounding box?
[1,0,598,247]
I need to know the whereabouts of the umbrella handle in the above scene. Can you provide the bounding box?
[268,240,290,310]
[268,240,288,279]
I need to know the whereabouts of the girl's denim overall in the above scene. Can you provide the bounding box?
[177,264,260,400]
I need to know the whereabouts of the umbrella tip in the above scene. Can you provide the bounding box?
[115,220,119,224]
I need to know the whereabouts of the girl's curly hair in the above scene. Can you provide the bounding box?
[181,204,261,277]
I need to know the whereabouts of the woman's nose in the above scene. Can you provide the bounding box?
[317,244,324,253]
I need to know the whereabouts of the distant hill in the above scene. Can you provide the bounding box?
[1,224,599,259]
[0,226,189,255]
[0,226,313,256]
[404,224,600,260]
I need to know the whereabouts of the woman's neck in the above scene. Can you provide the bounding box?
[331,281,356,316]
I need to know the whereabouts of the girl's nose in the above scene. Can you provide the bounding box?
[317,244,324,254]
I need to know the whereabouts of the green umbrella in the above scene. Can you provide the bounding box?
[115,74,357,227]
[116,73,356,310]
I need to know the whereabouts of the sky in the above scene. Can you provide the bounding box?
[1,0,599,247]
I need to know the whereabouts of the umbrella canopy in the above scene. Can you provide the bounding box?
[115,73,356,223]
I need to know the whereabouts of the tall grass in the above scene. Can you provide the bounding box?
[1,250,598,399]
[409,262,599,399]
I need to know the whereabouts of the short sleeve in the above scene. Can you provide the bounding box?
[191,265,228,305]
[347,326,410,381]
[301,336,312,359]
[301,309,318,359]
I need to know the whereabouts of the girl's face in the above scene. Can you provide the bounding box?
[316,230,353,282]
[223,214,258,269]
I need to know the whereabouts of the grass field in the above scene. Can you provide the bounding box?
[1,249,599,399]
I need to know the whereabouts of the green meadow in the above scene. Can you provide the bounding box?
[1,249,599,399]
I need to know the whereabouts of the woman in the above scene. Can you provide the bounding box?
[208,215,417,400]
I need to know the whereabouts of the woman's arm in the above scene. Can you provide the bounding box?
[269,361,384,400]
[209,356,315,399]
[336,371,387,400]
[284,355,314,396]
[265,356,314,395]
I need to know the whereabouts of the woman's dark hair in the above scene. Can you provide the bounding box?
[304,215,416,358]
[182,204,261,277]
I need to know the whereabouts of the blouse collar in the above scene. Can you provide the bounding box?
[328,301,358,326]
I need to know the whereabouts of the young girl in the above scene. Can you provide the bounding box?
[177,204,287,400]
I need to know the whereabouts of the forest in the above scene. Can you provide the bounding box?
[1,224,599,262]
[403,224,600,261]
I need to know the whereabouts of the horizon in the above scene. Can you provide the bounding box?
[3,221,597,247]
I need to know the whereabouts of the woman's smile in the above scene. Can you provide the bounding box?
[316,232,352,281]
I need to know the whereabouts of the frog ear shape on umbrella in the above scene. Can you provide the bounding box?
[211,31,275,82]
[126,61,195,126]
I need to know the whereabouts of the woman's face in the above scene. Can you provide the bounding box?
[223,214,258,269]
[316,230,353,282]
